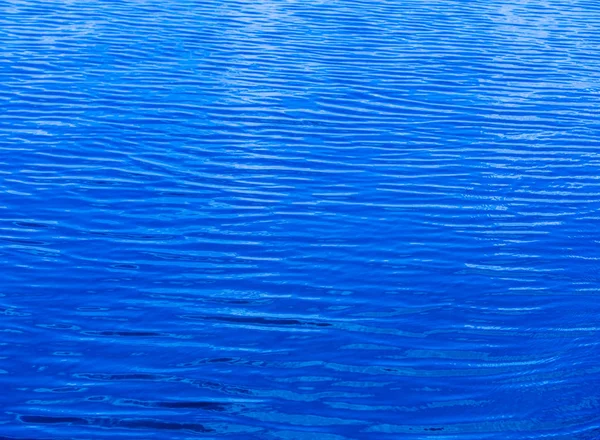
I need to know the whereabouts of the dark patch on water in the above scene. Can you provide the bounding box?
[189,315,331,327]
[18,415,212,433]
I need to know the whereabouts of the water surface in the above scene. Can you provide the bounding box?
[1,0,600,438]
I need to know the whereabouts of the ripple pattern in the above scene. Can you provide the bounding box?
[1,0,600,438]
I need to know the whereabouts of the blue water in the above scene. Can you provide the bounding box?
[1,0,600,438]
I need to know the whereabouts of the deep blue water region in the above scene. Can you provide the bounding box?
[1,0,600,439]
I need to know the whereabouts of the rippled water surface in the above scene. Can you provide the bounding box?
[2,0,600,438]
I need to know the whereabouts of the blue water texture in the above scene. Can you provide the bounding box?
[1,0,600,438]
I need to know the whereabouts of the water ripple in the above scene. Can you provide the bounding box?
[1,0,600,438]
